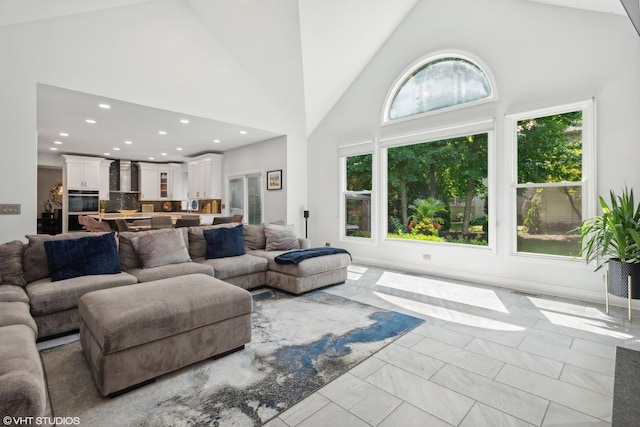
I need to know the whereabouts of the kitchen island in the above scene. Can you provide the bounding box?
[89,212,218,225]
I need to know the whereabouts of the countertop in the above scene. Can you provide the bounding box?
[89,212,219,221]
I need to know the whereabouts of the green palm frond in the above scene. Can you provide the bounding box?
[578,186,640,270]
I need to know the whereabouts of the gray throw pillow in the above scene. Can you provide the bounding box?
[131,228,191,269]
[243,224,266,250]
[0,240,26,287]
[264,223,300,251]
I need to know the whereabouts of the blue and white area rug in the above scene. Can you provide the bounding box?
[42,290,423,426]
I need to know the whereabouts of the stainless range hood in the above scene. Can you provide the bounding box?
[110,160,139,193]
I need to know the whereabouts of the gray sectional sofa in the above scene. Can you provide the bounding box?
[0,222,350,418]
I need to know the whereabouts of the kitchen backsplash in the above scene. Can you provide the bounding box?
[102,196,221,214]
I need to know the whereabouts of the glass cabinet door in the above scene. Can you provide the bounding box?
[160,172,168,198]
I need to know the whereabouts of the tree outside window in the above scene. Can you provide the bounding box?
[516,111,583,256]
[386,133,489,246]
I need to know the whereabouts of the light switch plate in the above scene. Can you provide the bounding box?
[0,204,21,215]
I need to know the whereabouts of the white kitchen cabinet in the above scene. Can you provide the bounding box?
[63,155,102,190]
[171,163,186,200]
[139,162,184,200]
[99,159,113,200]
[187,154,222,199]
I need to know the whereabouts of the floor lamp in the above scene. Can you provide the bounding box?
[304,210,309,239]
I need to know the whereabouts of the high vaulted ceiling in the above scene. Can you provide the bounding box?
[0,0,630,162]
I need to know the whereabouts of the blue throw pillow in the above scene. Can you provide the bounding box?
[204,225,245,259]
[44,232,121,281]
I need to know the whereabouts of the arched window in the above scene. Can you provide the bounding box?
[386,54,494,121]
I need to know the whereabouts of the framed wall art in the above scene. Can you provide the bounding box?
[266,169,282,190]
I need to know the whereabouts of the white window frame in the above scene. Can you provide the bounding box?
[381,50,498,126]
[379,119,496,251]
[339,140,377,243]
[505,99,596,261]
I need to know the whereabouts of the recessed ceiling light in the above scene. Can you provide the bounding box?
[148,157,155,160]
[176,147,183,151]
[161,152,167,156]
[158,130,167,135]
[98,103,111,109]
[104,152,111,156]
[59,132,69,137]
[239,130,247,134]
[113,147,120,151]
[213,139,221,143]
[53,141,63,145]
[124,140,133,145]
[85,119,96,124]
[49,147,58,151]
[180,119,189,124]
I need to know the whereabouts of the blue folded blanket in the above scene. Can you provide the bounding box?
[274,247,352,265]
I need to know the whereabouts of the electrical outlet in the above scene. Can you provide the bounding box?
[325,242,331,247]
[0,204,20,215]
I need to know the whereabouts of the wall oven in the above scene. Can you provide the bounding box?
[66,190,100,232]
[67,190,99,213]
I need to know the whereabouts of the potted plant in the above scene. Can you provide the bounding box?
[579,186,640,297]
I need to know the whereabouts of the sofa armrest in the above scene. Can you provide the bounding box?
[297,238,310,249]
[0,325,47,418]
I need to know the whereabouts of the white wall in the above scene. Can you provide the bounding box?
[308,0,640,303]
[0,0,308,242]
[223,136,287,223]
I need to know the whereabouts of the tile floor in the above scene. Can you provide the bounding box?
[265,264,638,427]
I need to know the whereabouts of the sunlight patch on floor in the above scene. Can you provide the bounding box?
[374,291,524,331]
[540,310,633,340]
[528,296,614,322]
[347,265,368,281]
[376,271,509,313]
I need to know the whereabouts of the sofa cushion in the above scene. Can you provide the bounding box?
[0,324,46,418]
[243,224,266,250]
[23,232,112,283]
[44,232,121,281]
[250,249,351,277]
[130,228,191,269]
[264,223,300,251]
[119,228,188,270]
[26,272,138,316]
[0,240,26,287]
[195,254,268,280]
[204,225,245,259]
[0,302,37,335]
[187,223,239,259]
[124,262,214,283]
[0,285,29,304]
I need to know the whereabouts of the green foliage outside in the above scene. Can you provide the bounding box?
[385,133,489,245]
[517,111,582,184]
[387,233,445,242]
[516,110,584,256]
[346,154,372,191]
[522,189,543,234]
[408,198,447,236]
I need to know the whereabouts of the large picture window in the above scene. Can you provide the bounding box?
[508,101,595,257]
[386,133,489,246]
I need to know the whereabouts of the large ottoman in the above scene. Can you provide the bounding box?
[78,273,252,396]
